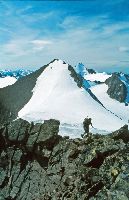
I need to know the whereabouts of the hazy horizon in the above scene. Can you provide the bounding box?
[1,59,129,74]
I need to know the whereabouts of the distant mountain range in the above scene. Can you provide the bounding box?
[0,59,129,137]
[0,69,33,79]
[0,69,33,88]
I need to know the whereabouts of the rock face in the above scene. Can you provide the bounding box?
[105,73,127,103]
[0,119,129,200]
[86,68,96,74]
[68,64,83,88]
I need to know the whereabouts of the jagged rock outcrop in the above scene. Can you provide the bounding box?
[68,64,83,88]
[111,124,129,143]
[0,119,129,199]
[105,73,127,103]
[86,68,96,74]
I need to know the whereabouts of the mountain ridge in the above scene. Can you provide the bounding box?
[17,59,125,134]
[0,59,128,136]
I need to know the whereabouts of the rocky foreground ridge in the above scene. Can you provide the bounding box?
[0,119,129,200]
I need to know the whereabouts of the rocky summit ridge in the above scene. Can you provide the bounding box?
[0,118,129,200]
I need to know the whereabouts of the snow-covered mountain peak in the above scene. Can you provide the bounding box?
[75,63,111,83]
[75,63,87,77]
[0,59,128,137]
[49,58,66,65]
[17,59,125,135]
[50,59,67,67]
[75,63,96,75]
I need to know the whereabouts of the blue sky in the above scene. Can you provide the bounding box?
[0,0,129,72]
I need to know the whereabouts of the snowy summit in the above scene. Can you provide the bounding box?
[18,59,126,137]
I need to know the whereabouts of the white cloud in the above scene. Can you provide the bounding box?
[1,22,129,70]
[16,5,33,15]
[59,16,81,29]
[102,22,129,36]
[0,3,129,72]
[2,39,29,57]
[119,46,129,53]
[30,40,52,51]
[0,38,53,59]
[20,11,54,24]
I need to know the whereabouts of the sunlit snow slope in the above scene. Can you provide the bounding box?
[0,77,17,88]
[84,72,111,82]
[18,60,125,133]
[91,84,129,123]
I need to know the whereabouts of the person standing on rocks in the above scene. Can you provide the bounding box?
[82,117,93,137]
